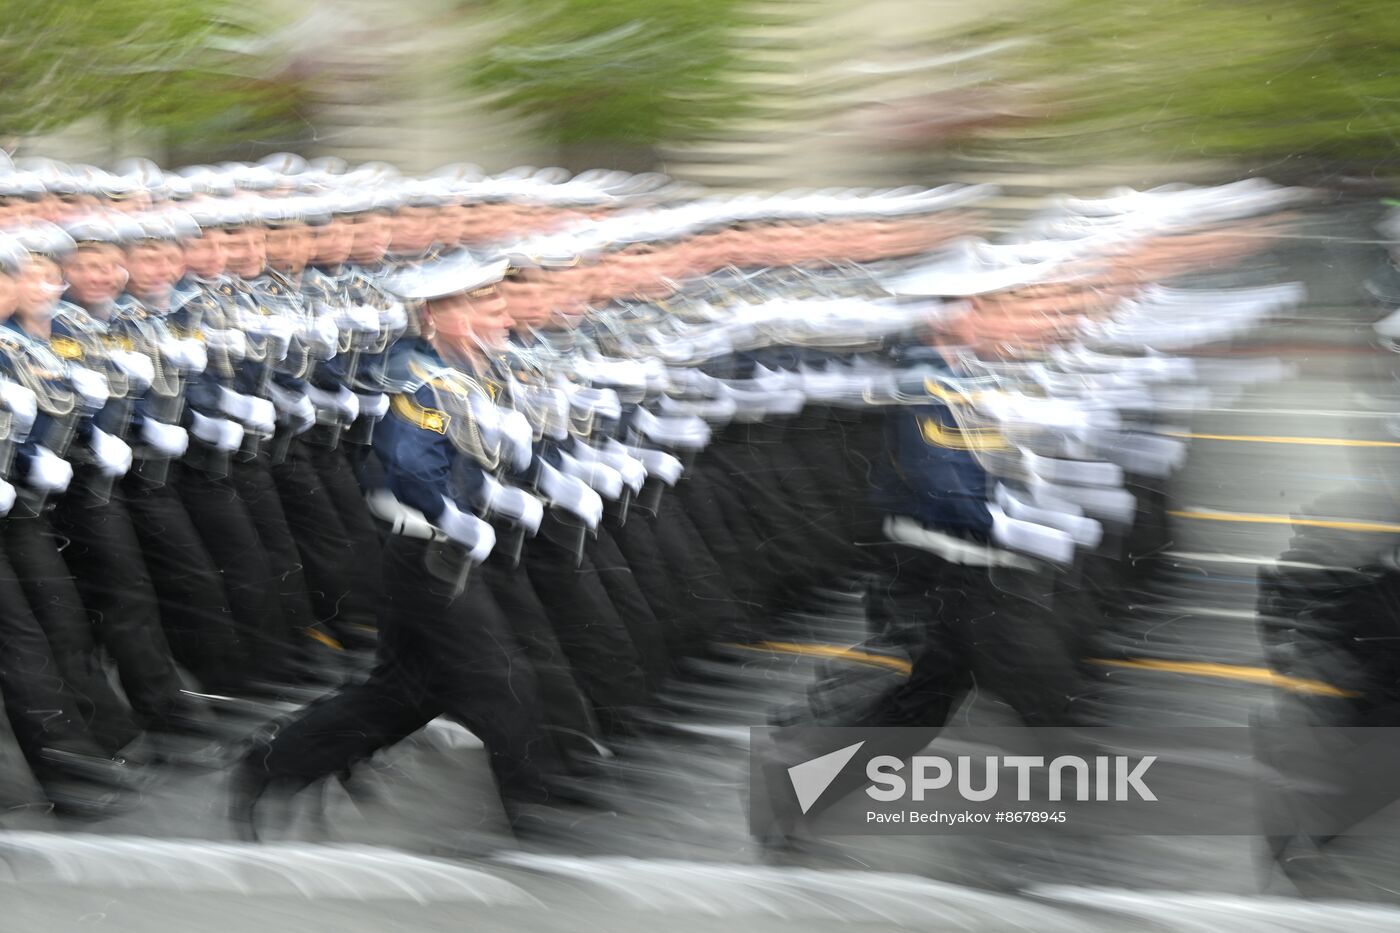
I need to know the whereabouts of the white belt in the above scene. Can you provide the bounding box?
[883,516,1038,571]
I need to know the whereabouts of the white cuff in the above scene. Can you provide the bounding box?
[537,462,603,528]
[357,392,390,420]
[0,380,38,437]
[436,498,496,563]
[67,367,110,411]
[109,350,154,392]
[989,505,1076,565]
[476,475,545,534]
[189,412,245,452]
[627,446,683,485]
[26,445,73,493]
[139,421,189,459]
[996,485,1101,549]
[558,452,623,500]
[87,428,133,477]
[204,328,248,358]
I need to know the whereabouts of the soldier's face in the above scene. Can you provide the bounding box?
[183,234,225,278]
[501,276,552,330]
[312,219,354,266]
[0,272,16,317]
[18,256,63,316]
[220,226,266,278]
[64,244,126,306]
[428,284,511,354]
[123,243,176,298]
[265,224,313,274]
[349,213,392,263]
[389,206,436,254]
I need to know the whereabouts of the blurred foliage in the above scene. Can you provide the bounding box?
[976,0,1400,175]
[466,0,758,146]
[0,0,305,156]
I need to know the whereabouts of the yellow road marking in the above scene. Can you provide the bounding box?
[1090,658,1359,698]
[1170,509,1400,534]
[1168,431,1400,449]
[306,628,345,651]
[730,641,914,674]
[735,642,1357,697]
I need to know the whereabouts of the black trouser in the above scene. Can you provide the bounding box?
[857,547,1080,729]
[774,544,1082,819]
[587,525,671,689]
[271,439,377,638]
[609,496,740,660]
[121,465,251,692]
[479,547,600,766]
[0,524,110,761]
[2,507,140,752]
[249,535,558,807]
[672,464,766,629]
[303,437,384,631]
[229,454,321,647]
[51,467,188,732]
[523,511,653,738]
[175,462,293,677]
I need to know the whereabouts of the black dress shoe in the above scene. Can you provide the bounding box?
[33,748,145,820]
[226,755,273,842]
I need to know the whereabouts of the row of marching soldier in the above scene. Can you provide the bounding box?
[0,157,1308,840]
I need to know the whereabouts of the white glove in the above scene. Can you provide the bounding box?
[435,498,496,563]
[567,386,622,422]
[67,367,109,411]
[468,394,504,432]
[573,442,646,493]
[558,452,623,501]
[241,312,294,361]
[474,475,544,534]
[268,384,315,435]
[536,461,603,529]
[87,427,133,477]
[627,446,684,485]
[25,445,73,493]
[988,504,1076,565]
[356,392,390,420]
[139,420,189,459]
[300,314,339,360]
[108,350,154,392]
[189,412,245,452]
[337,304,381,336]
[160,338,207,374]
[0,380,38,438]
[218,387,252,421]
[203,328,248,359]
[381,301,408,334]
[607,452,646,493]
[307,385,360,424]
[499,410,533,473]
[996,485,1102,549]
[0,478,14,517]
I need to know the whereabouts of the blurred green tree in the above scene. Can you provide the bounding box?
[466,0,756,147]
[973,0,1400,177]
[0,0,305,157]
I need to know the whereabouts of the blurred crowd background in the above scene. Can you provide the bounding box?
[7,0,1398,195]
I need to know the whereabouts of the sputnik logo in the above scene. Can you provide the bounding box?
[787,741,865,814]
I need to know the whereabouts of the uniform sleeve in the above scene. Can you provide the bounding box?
[887,404,995,538]
[373,383,457,523]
